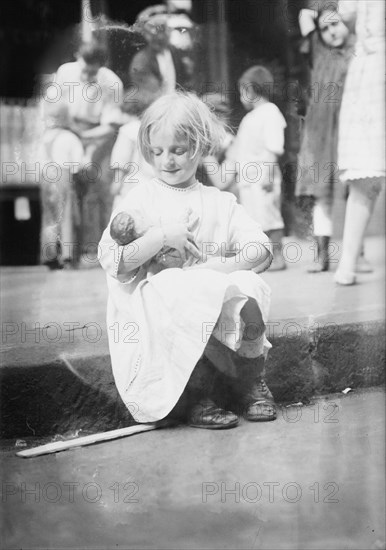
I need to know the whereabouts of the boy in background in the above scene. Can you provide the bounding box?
[228,65,287,270]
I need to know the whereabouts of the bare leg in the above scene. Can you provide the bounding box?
[335,179,379,284]
[202,298,275,421]
[231,298,276,421]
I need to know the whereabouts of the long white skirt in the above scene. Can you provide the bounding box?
[106,267,271,423]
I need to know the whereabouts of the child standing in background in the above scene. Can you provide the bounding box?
[110,101,156,209]
[296,4,356,273]
[99,92,276,429]
[39,98,84,269]
[226,66,287,271]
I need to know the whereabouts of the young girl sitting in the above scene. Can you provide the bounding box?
[99,92,275,429]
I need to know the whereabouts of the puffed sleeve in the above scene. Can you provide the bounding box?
[226,194,273,272]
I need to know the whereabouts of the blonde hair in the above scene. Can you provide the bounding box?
[138,91,227,163]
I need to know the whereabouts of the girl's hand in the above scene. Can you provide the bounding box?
[162,222,202,261]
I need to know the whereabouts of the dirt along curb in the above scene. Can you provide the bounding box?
[1,318,384,439]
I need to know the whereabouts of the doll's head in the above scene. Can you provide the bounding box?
[110,210,147,245]
[238,65,274,111]
[138,91,226,188]
[316,5,350,48]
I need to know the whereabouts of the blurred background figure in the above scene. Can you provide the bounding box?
[54,40,123,159]
[334,0,385,285]
[45,39,124,260]
[129,4,194,105]
[166,8,197,84]
[295,3,355,273]
[200,67,287,270]
[3,0,383,274]
[226,65,287,271]
[109,99,155,210]
[167,11,194,50]
[39,97,83,269]
[197,92,234,189]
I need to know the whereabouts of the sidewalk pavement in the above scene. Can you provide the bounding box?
[1,388,385,550]
[1,236,385,438]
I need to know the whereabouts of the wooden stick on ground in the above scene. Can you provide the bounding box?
[16,424,158,458]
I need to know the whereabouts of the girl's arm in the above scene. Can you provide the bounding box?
[98,223,163,283]
[118,223,202,277]
[189,243,271,274]
[338,1,357,33]
[99,220,202,283]
[117,227,165,279]
[185,194,272,275]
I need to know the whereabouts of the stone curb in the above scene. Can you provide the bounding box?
[1,320,384,439]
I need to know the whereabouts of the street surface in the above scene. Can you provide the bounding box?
[1,389,385,550]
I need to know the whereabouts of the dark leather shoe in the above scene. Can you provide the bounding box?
[189,399,239,429]
[242,378,277,422]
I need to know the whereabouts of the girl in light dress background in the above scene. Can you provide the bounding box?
[99,92,277,429]
[230,66,287,271]
[205,66,288,271]
[334,0,385,285]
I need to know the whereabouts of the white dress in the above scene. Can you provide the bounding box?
[338,0,385,181]
[98,178,272,423]
[227,102,287,231]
